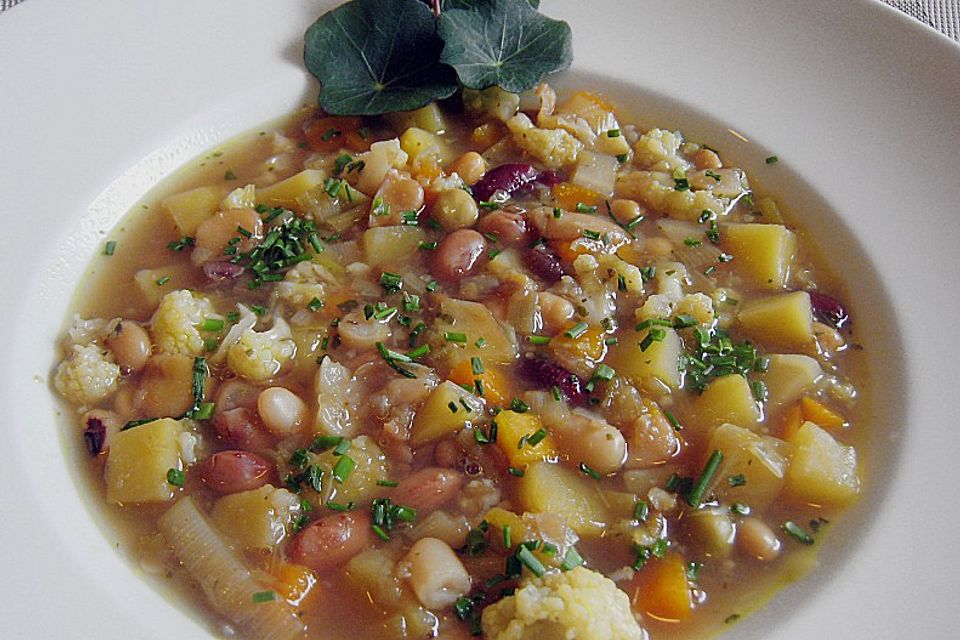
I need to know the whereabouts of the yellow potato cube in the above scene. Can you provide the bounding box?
[361,226,427,268]
[211,485,297,549]
[411,381,485,445]
[494,411,559,468]
[311,435,389,505]
[105,418,183,504]
[705,423,790,508]
[518,462,608,537]
[134,265,197,306]
[608,326,683,389]
[738,291,813,350]
[387,102,448,134]
[162,185,222,236]
[399,127,451,165]
[721,223,797,289]
[432,297,517,365]
[256,169,327,209]
[758,354,823,410]
[785,422,860,507]
[692,374,760,433]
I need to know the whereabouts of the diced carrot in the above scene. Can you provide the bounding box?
[800,396,846,430]
[273,562,317,605]
[781,403,804,442]
[552,182,604,211]
[549,239,588,264]
[448,358,512,407]
[629,552,694,621]
[304,116,370,153]
[548,326,606,362]
[412,154,442,183]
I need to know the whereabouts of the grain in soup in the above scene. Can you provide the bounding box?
[54,84,863,640]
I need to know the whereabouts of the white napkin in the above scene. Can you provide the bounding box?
[884,0,959,39]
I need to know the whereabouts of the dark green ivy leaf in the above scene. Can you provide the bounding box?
[438,0,572,93]
[441,0,539,9]
[304,0,459,116]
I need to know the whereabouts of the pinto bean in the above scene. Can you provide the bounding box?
[105,320,151,373]
[200,450,274,494]
[432,229,485,281]
[212,407,274,452]
[288,511,373,573]
[393,467,465,512]
[475,209,529,245]
[215,379,260,411]
[257,387,307,437]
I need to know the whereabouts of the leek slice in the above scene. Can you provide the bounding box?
[158,497,305,640]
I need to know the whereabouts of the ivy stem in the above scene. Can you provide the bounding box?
[432,0,441,17]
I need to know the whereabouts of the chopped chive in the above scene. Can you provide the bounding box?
[379,271,402,293]
[471,357,484,375]
[553,207,563,218]
[783,520,815,545]
[325,501,356,511]
[332,455,356,484]
[251,591,275,603]
[426,280,438,292]
[448,401,459,414]
[444,331,467,343]
[687,449,723,507]
[418,241,438,251]
[377,479,399,487]
[507,466,524,477]
[579,462,601,480]
[528,335,551,345]
[633,500,649,522]
[192,402,215,421]
[373,305,397,320]
[730,502,751,516]
[407,344,430,360]
[475,337,487,348]
[224,169,237,181]
[606,128,621,138]
[582,229,601,240]
[516,545,546,577]
[510,398,530,413]
[502,524,512,549]
[103,240,117,256]
[155,275,171,286]
[551,385,562,401]
[663,409,683,431]
[564,322,588,339]
[639,327,666,351]
[576,202,598,214]
[751,379,769,402]
[635,318,672,331]
[560,546,584,571]
[728,474,747,487]
[166,468,185,487]
[593,364,616,381]
[673,314,698,329]
[307,297,324,312]
[765,155,779,164]
[372,524,390,541]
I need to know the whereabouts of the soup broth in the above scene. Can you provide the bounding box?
[55,85,865,640]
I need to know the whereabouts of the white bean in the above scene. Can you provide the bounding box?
[402,537,471,610]
[257,387,307,436]
[105,320,151,373]
[737,517,782,561]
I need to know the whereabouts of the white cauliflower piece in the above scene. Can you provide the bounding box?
[150,289,216,356]
[274,261,337,310]
[65,314,110,346]
[54,344,121,406]
[481,567,646,640]
[632,128,689,172]
[617,171,724,221]
[226,315,296,382]
[674,292,716,326]
[506,113,583,170]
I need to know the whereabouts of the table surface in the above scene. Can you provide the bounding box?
[0,0,959,41]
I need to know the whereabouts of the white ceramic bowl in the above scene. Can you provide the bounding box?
[1,1,958,638]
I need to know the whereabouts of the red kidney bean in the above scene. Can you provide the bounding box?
[200,450,274,495]
[433,229,486,280]
[212,407,274,452]
[809,291,850,330]
[83,417,107,456]
[471,163,541,202]
[523,246,565,283]
[393,467,465,512]
[520,357,587,406]
[476,208,531,246]
[288,512,373,573]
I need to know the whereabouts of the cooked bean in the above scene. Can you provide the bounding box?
[432,188,479,231]
[693,147,722,170]
[403,537,471,609]
[433,229,485,281]
[555,413,627,475]
[370,172,424,227]
[475,208,530,245]
[215,379,260,412]
[81,409,121,456]
[393,467,465,512]
[449,151,487,186]
[524,246,564,283]
[257,387,307,437]
[607,198,643,226]
[643,236,674,257]
[105,320,151,373]
[200,450,274,494]
[738,517,782,561]
[195,208,262,257]
[471,163,540,202]
[539,292,575,335]
[212,407,274,452]
[288,512,373,572]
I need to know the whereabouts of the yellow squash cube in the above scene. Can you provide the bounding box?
[608,326,683,389]
[738,291,813,350]
[162,185,222,236]
[134,265,197,306]
[518,462,608,537]
[387,103,448,134]
[411,381,485,445]
[785,422,860,507]
[211,485,297,550]
[105,418,183,504]
[691,374,760,433]
[257,169,327,209]
[705,423,790,508]
[494,411,559,468]
[721,223,797,289]
[361,226,427,268]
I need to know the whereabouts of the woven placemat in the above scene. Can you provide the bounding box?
[1,0,957,39]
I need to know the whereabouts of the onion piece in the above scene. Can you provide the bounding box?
[157,497,305,640]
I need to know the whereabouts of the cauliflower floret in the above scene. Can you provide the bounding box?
[227,316,296,382]
[274,261,337,310]
[617,171,724,221]
[65,314,110,346]
[481,566,646,640]
[506,113,583,170]
[632,128,689,172]
[674,292,715,326]
[150,289,217,356]
[54,344,121,406]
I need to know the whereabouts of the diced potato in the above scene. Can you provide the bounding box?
[738,291,813,350]
[411,381,486,445]
[556,91,618,134]
[785,422,860,507]
[162,185,223,236]
[518,462,608,537]
[595,129,631,157]
[134,265,197,306]
[256,169,327,209]
[692,374,761,433]
[211,485,299,549]
[136,354,204,417]
[494,410,559,468]
[346,547,404,609]
[355,139,409,196]
[705,423,790,508]
[684,508,735,557]
[432,297,517,365]
[399,127,452,165]
[106,418,184,504]
[758,354,822,410]
[608,327,683,389]
[361,226,427,268]
[721,223,797,289]
[386,103,447,134]
[570,149,619,197]
[312,435,389,504]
